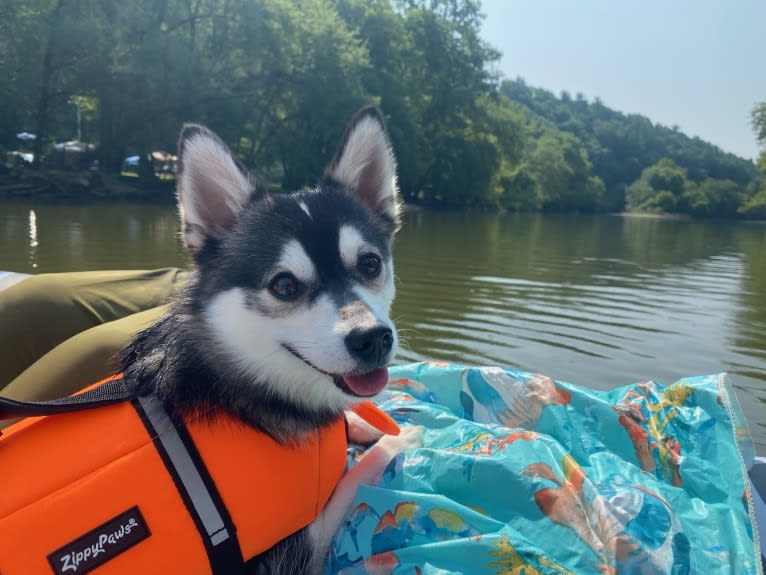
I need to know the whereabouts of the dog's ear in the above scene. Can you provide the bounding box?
[325,106,399,222]
[176,124,255,252]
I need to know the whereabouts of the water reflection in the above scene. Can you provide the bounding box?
[1,203,188,272]
[394,211,766,448]
[28,209,38,269]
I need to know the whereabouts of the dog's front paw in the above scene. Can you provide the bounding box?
[375,424,423,458]
[345,409,384,446]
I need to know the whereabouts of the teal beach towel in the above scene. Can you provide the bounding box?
[328,362,761,574]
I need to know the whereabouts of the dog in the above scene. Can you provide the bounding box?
[120,106,421,573]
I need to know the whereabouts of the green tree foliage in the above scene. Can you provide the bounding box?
[2,0,525,205]
[495,99,603,213]
[625,161,744,217]
[0,1,759,216]
[752,102,766,147]
[626,158,688,212]
[685,179,743,217]
[740,102,766,217]
[0,0,104,161]
[526,131,601,212]
[501,78,758,217]
[335,0,520,207]
[498,167,538,211]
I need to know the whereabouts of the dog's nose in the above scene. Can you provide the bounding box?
[345,326,394,364]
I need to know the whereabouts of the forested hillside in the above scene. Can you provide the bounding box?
[1,0,761,216]
[501,80,761,215]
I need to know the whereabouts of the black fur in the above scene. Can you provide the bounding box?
[247,529,314,574]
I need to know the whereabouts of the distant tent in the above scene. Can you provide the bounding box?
[16,132,36,142]
[121,152,177,177]
[49,140,95,170]
[149,151,178,176]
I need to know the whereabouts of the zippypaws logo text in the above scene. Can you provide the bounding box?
[48,506,150,574]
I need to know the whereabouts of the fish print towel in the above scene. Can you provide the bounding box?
[328,361,761,575]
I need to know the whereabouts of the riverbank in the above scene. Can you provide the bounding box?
[0,169,175,204]
[2,169,763,222]
[612,211,691,220]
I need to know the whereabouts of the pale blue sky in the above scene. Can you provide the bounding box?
[480,0,765,161]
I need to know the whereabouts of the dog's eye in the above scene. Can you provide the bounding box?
[358,253,382,278]
[269,273,303,300]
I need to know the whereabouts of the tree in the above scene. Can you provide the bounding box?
[1,0,759,214]
[371,0,506,205]
[526,131,600,212]
[740,102,766,217]
[752,102,766,147]
[247,0,371,188]
[684,179,742,217]
[499,78,758,215]
[626,158,688,212]
[499,167,539,211]
[29,0,69,166]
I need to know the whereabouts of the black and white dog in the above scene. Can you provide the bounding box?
[122,107,420,573]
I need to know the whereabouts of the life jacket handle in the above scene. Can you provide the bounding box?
[350,401,401,436]
[0,374,131,420]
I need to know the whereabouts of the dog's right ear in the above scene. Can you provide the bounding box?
[176,124,255,253]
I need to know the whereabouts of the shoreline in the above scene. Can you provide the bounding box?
[1,170,763,222]
[611,211,691,221]
[0,169,175,204]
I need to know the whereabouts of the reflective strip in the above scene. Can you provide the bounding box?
[137,395,230,546]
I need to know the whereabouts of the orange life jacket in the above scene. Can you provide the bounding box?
[0,374,398,575]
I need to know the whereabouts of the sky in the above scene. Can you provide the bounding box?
[480,0,765,161]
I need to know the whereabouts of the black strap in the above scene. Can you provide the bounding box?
[0,375,133,420]
[133,394,246,574]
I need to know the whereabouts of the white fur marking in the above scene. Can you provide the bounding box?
[298,201,312,219]
[279,239,316,283]
[353,257,396,318]
[338,224,365,269]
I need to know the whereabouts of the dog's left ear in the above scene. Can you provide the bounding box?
[325,106,400,223]
[176,124,255,253]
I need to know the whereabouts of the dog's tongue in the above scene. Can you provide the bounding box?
[342,367,389,396]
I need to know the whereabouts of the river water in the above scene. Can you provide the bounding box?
[2,203,765,449]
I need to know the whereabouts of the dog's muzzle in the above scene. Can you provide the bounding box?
[283,324,394,398]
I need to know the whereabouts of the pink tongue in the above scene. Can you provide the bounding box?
[342,367,389,396]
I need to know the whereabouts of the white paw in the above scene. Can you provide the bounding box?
[375,425,423,457]
[345,409,384,445]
